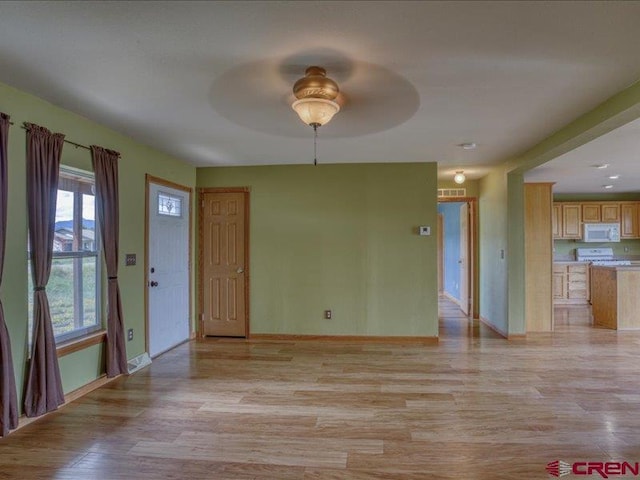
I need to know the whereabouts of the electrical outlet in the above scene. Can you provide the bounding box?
[324,310,332,320]
[127,329,134,341]
[624,246,629,253]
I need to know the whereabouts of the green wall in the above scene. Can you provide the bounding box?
[478,166,509,334]
[554,239,640,258]
[0,81,196,402]
[438,179,479,198]
[197,163,438,337]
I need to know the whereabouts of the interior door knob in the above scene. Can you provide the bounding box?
[236,267,244,274]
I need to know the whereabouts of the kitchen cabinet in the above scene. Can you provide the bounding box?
[591,265,640,329]
[552,262,589,304]
[602,204,621,223]
[620,202,639,239]
[582,204,601,223]
[561,204,582,239]
[552,204,562,239]
[581,203,621,223]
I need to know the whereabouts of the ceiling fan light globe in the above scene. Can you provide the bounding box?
[454,172,466,184]
[292,98,340,127]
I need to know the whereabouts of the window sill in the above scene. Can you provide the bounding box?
[57,330,107,357]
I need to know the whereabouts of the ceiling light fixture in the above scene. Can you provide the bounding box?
[292,66,341,165]
[453,171,466,184]
[603,184,614,189]
[594,164,610,169]
[608,175,620,180]
[459,142,477,150]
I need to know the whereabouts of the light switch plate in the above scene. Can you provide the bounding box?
[125,254,136,266]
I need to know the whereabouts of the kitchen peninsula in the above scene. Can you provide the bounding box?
[591,264,640,330]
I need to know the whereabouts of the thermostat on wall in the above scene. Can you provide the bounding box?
[419,226,431,236]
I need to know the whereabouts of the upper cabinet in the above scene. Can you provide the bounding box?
[552,201,639,240]
[581,202,620,223]
[582,203,601,223]
[562,204,582,239]
[620,202,639,238]
[552,204,562,238]
[601,204,621,223]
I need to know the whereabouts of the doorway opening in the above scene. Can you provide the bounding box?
[437,198,478,336]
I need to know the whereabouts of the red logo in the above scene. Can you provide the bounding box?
[547,460,640,478]
[546,460,572,477]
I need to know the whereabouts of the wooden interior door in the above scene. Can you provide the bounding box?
[459,203,470,315]
[201,191,248,337]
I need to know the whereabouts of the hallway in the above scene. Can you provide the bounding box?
[438,295,503,342]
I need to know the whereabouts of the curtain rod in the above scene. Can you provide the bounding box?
[19,124,91,151]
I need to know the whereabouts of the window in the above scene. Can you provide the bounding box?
[158,192,183,217]
[28,167,101,343]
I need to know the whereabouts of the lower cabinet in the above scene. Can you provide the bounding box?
[552,263,590,304]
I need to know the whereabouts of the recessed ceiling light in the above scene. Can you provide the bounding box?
[608,175,620,180]
[603,184,614,189]
[458,143,477,150]
[594,164,609,169]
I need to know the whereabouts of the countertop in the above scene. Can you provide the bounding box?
[590,264,640,271]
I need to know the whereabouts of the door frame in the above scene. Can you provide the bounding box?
[437,197,478,319]
[437,213,444,295]
[198,187,251,339]
[145,174,194,355]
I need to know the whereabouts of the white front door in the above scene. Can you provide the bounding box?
[148,181,190,357]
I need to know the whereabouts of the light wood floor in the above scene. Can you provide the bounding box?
[2,298,640,479]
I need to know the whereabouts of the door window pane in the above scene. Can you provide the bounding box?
[158,192,182,217]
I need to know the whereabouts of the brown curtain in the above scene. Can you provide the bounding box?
[23,123,65,417]
[91,146,127,377]
[0,113,18,435]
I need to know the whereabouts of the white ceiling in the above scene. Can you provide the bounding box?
[1,1,640,182]
[524,116,640,194]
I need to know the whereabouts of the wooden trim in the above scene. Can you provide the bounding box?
[14,374,118,433]
[64,374,117,403]
[248,334,438,344]
[479,316,508,339]
[198,187,251,339]
[437,196,476,204]
[145,175,195,352]
[57,330,106,357]
[507,334,527,340]
[197,188,204,339]
[146,174,192,193]
[144,176,150,353]
[200,186,250,194]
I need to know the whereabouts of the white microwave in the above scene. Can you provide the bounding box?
[583,223,620,242]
